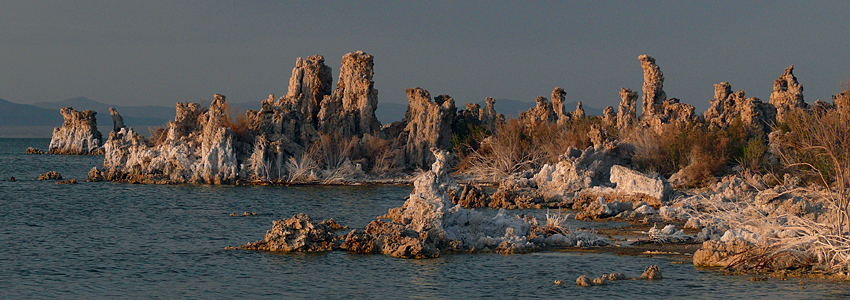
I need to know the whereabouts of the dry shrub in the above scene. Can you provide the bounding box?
[310,133,357,170]
[220,103,253,141]
[359,135,396,175]
[777,108,850,231]
[530,117,603,164]
[148,126,168,147]
[459,119,546,182]
[286,152,318,185]
[631,120,749,186]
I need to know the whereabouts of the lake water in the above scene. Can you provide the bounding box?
[2,138,850,299]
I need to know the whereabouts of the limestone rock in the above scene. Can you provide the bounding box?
[479,97,506,133]
[551,87,573,125]
[26,147,45,154]
[704,82,776,133]
[102,95,240,184]
[659,98,698,126]
[617,88,638,132]
[109,107,125,133]
[88,167,104,182]
[602,106,616,126]
[610,165,671,202]
[832,90,850,120]
[239,214,337,252]
[576,275,593,287]
[284,55,333,128]
[37,171,62,180]
[318,51,381,137]
[533,143,632,201]
[519,96,557,125]
[574,102,585,119]
[770,65,806,123]
[48,107,104,155]
[639,55,666,119]
[453,183,490,208]
[639,265,662,280]
[400,88,456,167]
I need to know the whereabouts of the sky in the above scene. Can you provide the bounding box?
[2,1,849,113]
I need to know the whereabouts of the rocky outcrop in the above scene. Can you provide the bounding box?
[238,148,610,257]
[48,107,104,155]
[519,96,558,125]
[399,88,456,167]
[704,82,776,134]
[238,214,339,252]
[609,165,671,202]
[109,107,125,133]
[101,95,240,184]
[533,143,632,202]
[317,51,381,137]
[551,88,572,125]
[479,97,506,132]
[617,88,638,132]
[37,171,62,180]
[638,265,662,280]
[639,55,666,119]
[574,102,585,119]
[832,90,850,121]
[283,55,333,128]
[602,106,616,127]
[770,65,806,123]
[453,183,490,208]
[26,147,45,154]
[99,51,393,184]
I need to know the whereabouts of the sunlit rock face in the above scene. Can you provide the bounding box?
[318,51,381,138]
[48,107,104,155]
[769,65,806,123]
[703,82,776,134]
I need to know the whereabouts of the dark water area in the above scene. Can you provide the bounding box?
[2,138,850,299]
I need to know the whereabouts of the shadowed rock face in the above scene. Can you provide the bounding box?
[318,51,381,138]
[770,65,806,123]
[109,107,125,133]
[400,88,456,167]
[48,107,104,155]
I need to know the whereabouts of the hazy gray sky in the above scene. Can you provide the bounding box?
[2,1,848,113]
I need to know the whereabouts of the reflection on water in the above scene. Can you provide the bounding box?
[2,138,850,299]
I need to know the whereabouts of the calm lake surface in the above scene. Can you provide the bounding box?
[2,138,850,299]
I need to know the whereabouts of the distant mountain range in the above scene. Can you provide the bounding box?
[0,97,603,138]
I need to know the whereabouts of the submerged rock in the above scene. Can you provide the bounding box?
[26,147,45,154]
[238,214,338,252]
[639,265,662,280]
[48,107,104,155]
[37,171,63,180]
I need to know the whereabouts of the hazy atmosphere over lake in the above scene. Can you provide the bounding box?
[2,1,849,113]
